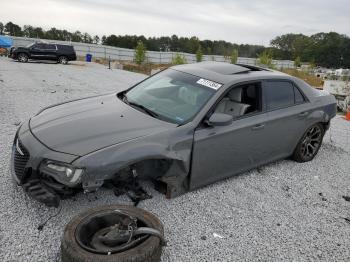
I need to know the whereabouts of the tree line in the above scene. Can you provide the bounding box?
[1,21,349,68]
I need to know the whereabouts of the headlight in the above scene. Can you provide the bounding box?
[40,160,84,185]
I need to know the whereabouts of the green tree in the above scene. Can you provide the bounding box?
[230,49,238,64]
[134,41,146,65]
[257,50,273,68]
[196,45,203,62]
[4,22,22,36]
[294,56,301,68]
[93,35,100,44]
[172,53,187,65]
[0,22,4,35]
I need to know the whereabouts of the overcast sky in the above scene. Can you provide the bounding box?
[1,0,349,45]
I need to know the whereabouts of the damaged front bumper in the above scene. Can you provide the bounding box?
[11,121,80,207]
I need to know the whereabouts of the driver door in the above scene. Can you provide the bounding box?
[190,82,269,189]
[30,43,47,59]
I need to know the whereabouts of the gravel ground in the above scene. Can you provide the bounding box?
[0,57,350,262]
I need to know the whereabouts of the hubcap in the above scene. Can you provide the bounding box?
[60,57,67,64]
[300,125,322,158]
[19,55,27,62]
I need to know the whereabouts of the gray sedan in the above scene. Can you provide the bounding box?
[11,62,337,206]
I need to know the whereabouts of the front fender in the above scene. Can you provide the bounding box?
[73,126,194,191]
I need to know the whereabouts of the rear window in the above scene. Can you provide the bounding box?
[264,81,304,110]
[46,44,56,50]
[57,45,74,51]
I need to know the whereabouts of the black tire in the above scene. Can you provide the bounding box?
[58,56,68,65]
[18,53,28,63]
[292,123,324,162]
[61,205,163,262]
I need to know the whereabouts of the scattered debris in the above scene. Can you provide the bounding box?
[37,205,62,231]
[282,185,291,192]
[213,233,224,239]
[342,196,350,202]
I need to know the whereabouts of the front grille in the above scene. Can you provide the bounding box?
[13,139,30,181]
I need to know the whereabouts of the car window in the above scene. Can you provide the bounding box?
[294,86,305,104]
[46,44,56,50]
[264,81,295,110]
[35,43,46,49]
[213,82,262,119]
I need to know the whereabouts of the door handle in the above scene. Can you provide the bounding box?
[299,111,309,117]
[251,123,265,130]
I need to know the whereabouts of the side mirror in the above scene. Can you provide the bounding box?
[207,113,233,126]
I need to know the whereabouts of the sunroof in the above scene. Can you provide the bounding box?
[196,62,251,75]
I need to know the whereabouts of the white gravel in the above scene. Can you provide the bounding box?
[1,57,350,262]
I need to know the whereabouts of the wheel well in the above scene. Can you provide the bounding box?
[111,158,189,198]
[320,121,330,132]
[112,159,173,182]
[17,52,28,57]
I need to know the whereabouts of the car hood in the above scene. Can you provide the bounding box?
[29,94,176,156]
[13,47,29,52]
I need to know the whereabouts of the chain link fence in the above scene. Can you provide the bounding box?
[10,36,295,68]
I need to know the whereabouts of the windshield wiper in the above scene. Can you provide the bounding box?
[129,102,159,118]
[123,94,159,118]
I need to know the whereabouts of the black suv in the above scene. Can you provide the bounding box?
[9,42,77,64]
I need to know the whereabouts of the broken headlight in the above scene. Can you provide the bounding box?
[40,160,84,185]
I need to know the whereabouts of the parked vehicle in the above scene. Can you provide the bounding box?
[11,62,337,207]
[323,80,350,112]
[9,42,76,64]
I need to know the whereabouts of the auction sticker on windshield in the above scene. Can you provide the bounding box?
[196,78,222,90]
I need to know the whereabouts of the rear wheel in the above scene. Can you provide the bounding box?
[58,56,68,65]
[18,53,28,63]
[292,123,324,162]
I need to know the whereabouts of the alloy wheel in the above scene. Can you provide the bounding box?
[300,125,322,158]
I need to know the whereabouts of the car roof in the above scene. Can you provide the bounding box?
[172,61,289,85]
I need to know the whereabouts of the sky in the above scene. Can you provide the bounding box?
[1,0,349,45]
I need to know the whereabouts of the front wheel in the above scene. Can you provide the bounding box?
[18,53,28,63]
[58,56,68,65]
[292,123,324,162]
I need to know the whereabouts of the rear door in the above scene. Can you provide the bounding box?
[261,80,309,161]
[45,44,58,60]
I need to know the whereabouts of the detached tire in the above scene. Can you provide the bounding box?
[61,205,163,262]
[292,123,324,162]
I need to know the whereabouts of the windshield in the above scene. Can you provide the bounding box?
[125,69,217,124]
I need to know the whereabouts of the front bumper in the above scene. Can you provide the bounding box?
[11,121,79,207]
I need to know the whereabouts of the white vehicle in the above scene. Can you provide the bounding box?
[323,80,350,112]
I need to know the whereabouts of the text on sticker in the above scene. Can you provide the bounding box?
[196,79,222,90]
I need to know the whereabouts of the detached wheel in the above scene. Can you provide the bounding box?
[292,123,324,162]
[18,53,28,63]
[58,56,68,64]
[61,205,164,262]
